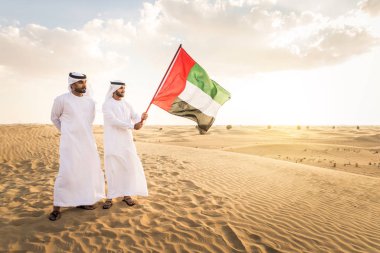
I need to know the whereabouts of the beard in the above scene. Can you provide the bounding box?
[74,87,86,93]
[115,91,124,97]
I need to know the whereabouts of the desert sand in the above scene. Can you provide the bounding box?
[0,125,379,252]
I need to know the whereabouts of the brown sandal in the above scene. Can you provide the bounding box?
[48,210,61,221]
[103,200,113,209]
[122,197,135,206]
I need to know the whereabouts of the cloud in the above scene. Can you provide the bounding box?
[0,22,133,77]
[269,13,379,67]
[146,0,379,73]
[0,0,378,81]
[359,0,380,16]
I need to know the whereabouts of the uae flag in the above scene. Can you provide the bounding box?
[151,46,231,132]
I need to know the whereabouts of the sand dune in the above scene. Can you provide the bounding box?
[0,125,379,252]
[134,126,380,178]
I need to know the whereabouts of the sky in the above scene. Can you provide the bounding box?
[0,0,380,125]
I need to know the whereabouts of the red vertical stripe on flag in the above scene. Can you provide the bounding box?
[152,48,196,111]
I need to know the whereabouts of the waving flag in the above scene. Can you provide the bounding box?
[149,45,231,132]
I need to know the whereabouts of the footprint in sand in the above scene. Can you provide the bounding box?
[101,229,117,239]
[52,237,73,252]
[178,180,200,190]
[200,210,223,217]
[9,218,31,226]
[219,224,246,251]
[139,213,153,227]
[176,217,202,228]
[159,155,171,162]
[0,162,13,170]
[19,159,32,168]
[249,233,282,253]
[23,242,46,253]
[150,202,166,211]
[33,161,45,169]
[18,210,45,218]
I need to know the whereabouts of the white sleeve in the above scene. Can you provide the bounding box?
[51,97,63,131]
[102,103,134,130]
[129,103,141,123]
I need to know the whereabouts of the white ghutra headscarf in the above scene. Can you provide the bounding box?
[68,72,93,97]
[105,80,126,100]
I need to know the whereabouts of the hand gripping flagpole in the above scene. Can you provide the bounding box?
[144,44,182,115]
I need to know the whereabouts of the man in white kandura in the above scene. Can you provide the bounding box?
[49,72,105,221]
[102,80,148,209]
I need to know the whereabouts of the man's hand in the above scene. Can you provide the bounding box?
[134,122,143,130]
[134,112,148,130]
[141,112,148,121]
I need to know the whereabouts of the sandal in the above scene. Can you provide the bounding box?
[103,200,113,209]
[76,205,96,210]
[48,210,61,221]
[122,197,135,206]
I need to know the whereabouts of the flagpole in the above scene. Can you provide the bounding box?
[144,44,182,114]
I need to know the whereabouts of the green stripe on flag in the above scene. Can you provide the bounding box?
[187,63,231,105]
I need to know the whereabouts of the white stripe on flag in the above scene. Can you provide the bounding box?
[178,81,221,117]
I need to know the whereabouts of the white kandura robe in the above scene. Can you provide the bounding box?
[51,92,105,206]
[102,98,148,199]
